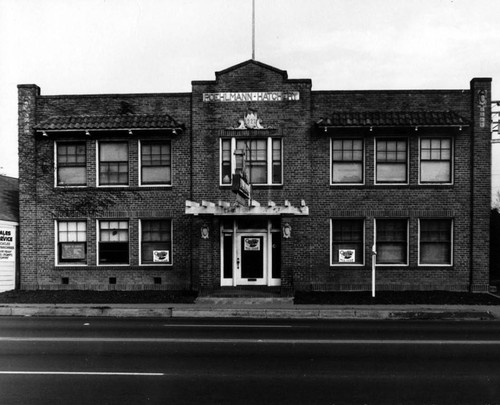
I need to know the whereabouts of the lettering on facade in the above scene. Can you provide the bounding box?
[203,91,300,102]
[478,89,487,128]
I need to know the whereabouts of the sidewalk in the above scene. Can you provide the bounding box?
[0,300,499,320]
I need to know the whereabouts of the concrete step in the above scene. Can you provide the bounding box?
[195,297,294,306]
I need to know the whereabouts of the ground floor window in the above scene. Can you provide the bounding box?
[98,220,129,264]
[57,220,87,264]
[331,219,364,265]
[376,219,408,265]
[419,219,452,265]
[140,219,172,264]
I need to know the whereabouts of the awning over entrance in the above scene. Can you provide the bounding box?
[185,199,309,216]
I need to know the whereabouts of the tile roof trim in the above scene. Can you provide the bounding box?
[34,114,185,131]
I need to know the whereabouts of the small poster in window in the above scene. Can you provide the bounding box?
[61,243,86,260]
[339,249,355,263]
[153,250,169,262]
[244,238,260,251]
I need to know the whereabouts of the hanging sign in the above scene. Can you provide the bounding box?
[231,173,251,200]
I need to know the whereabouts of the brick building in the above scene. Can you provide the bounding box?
[17,60,492,293]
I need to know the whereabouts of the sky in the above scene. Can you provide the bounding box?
[1,0,499,192]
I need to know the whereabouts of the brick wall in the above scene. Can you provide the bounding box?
[17,61,492,293]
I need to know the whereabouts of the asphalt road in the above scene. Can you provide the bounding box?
[0,317,499,405]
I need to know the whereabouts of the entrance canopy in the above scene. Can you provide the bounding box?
[185,199,309,216]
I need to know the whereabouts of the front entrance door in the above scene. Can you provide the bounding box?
[236,233,267,285]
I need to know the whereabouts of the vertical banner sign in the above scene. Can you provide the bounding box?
[0,226,15,262]
[478,90,487,128]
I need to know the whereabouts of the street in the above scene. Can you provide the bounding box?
[0,317,499,404]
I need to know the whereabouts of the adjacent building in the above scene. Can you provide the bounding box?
[0,175,19,292]
[17,60,492,293]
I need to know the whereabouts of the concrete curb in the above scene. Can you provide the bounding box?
[0,304,497,320]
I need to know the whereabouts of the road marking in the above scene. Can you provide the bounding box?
[1,337,500,345]
[163,324,294,328]
[0,371,164,376]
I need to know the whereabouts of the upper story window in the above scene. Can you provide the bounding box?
[331,138,364,184]
[98,141,129,186]
[419,138,452,184]
[98,220,129,265]
[140,141,171,186]
[57,220,87,265]
[375,139,408,184]
[221,137,282,186]
[56,142,87,186]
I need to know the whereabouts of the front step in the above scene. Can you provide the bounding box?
[195,296,294,306]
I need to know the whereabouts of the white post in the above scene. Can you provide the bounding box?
[372,245,377,298]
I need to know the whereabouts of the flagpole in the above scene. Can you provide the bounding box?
[252,0,255,60]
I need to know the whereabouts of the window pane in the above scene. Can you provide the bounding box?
[249,164,267,184]
[100,142,128,161]
[142,166,171,184]
[421,161,451,182]
[332,162,363,183]
[377,244,407,264]
[99,242,129,264]
[421,243,451,264]
[376,163,406,182]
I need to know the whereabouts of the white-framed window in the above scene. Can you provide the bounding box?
[56,220,87,265]
[140,219,172,265]
[331,219,364,265]
[55,142,87,186]
[331,138,364,184]
[375,138,408,184]
[140,140,172,186]
[375,219,408,265]
[419,137,453,184]
[220,137,282,186]
[98,220,129,265]
[419,219,453,265]
[98,141,129,186]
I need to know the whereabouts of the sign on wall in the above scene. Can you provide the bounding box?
[203,91,300,102]
[0,226,15,262]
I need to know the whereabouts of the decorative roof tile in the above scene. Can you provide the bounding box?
[317,111,469,128]
[35,114,184,131]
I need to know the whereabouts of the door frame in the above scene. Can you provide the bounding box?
[220,219,281,287]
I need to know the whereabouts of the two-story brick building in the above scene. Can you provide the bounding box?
[17,60,492,294]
